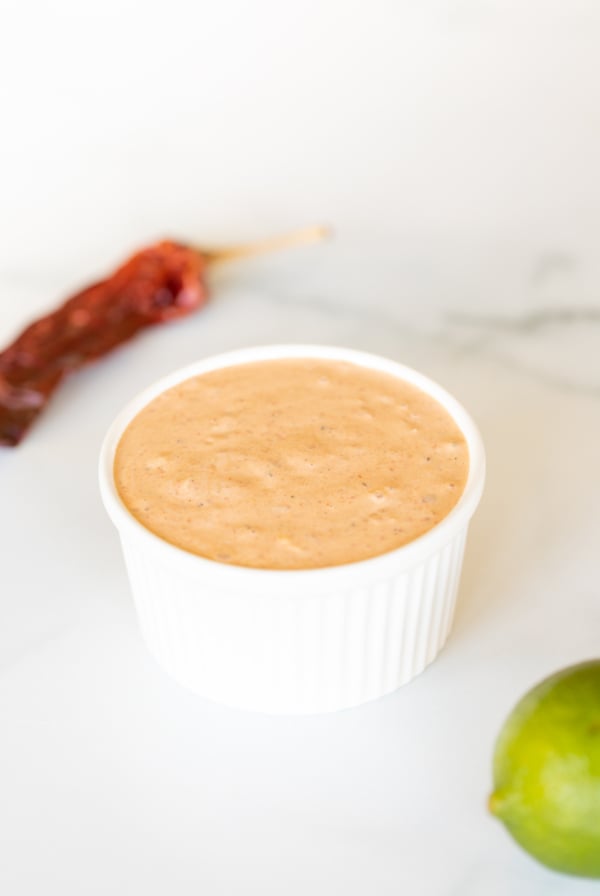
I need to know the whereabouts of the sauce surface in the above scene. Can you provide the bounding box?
[115,359,469,569]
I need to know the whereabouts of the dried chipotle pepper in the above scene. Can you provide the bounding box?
[0,227,326,446]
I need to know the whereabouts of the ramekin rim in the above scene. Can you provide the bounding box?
[99,343,485,589]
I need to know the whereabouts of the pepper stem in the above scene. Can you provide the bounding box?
[203,225,330,265]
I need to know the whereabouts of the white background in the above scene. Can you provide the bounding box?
[1,3,599,895]
[2,0,600,319]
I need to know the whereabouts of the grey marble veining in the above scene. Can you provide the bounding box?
[445,307,600,397]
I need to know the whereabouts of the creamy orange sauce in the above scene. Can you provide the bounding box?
[114,359,468,569]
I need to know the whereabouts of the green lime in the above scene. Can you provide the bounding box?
[489,660,600,878]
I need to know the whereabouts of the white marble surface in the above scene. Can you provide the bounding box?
[1,2,600,893]
[0,258,598,895]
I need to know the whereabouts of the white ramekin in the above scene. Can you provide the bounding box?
[99,345,485,714]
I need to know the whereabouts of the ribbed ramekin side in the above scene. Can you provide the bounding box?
[119,527,468,714]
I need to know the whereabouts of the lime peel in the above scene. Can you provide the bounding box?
[489,660,600,879]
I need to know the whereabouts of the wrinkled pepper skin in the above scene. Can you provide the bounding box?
[0,241,209,446]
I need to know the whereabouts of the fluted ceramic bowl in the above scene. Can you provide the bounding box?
[99,345,485,714]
